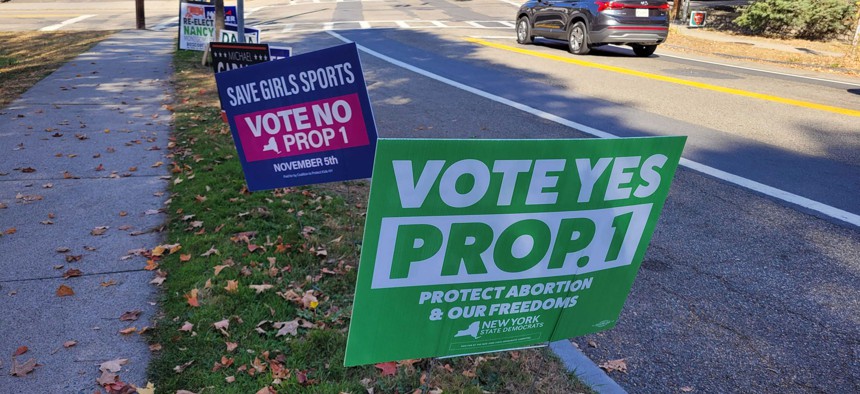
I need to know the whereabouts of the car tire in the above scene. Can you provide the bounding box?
[631,44,657,57]
[567,21,590,55]
[516,17,533,45]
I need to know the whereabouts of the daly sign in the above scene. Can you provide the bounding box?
[344,137,686,366]
[214,43,377,190]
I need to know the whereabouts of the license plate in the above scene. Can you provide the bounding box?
[636,9,649,17]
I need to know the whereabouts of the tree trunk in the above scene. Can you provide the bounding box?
[671,0,682,23]
[202,0,226,66]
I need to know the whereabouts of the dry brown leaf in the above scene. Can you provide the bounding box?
[10,357,39,377]
[91,226,109,236]
[63,340,77,348]
[225,342,238,352]
[13,346,28,356]
[598,358,628,373]
[179,321,194,332]
[213,264,230,276]
[274,320,299,337]
[375,361,397,376]
[249,284,273,294]
[56,284,75,297]
[213,319,230,336]
[174,360,194,374]
[185,289,199,307]
[224,280,239,293]
[63,268,82,279]
[179,254,192,262]
[119,327,137,335]
[99,358,128,373]
[681,387,694,392]
[201,246,219,257]
[149,343,163,351]
[119,310,142,321]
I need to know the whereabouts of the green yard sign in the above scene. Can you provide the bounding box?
[345,137,686,366]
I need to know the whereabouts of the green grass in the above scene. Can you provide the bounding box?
[147,49,593,394]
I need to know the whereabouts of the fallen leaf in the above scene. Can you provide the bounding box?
[63,340,77,348]
[598,358,628,374]
[274,320,299,337]
[63,268,83,279]
[99,358,128,373]
[200,246,219,257]
[225,376,235,383]
[136,382,156,394]
[149,343,162,351]
[56,247,71,253]
[65,254,82,263]
[184,289,199,307]
[302,291,318,309]
[249,284,273,294]
[179,321,194,332]
[174,360,194,374]
[10,357,39,377]
[375,361,397,377]
[214,319,230,336]
[119,327,137,335]
[681,387,694,393]
[91,226,109,236]
[224,280,239,294]
[179,254,191,262]
[4,228,16,235]
[144,259,158,271]
[225,342,238,352]
[96,371,117,386]
[119,310,142,321]
[56,284,75,297]
[101,279,117,287]
[13,346,28,356]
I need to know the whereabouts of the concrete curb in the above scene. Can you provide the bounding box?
[550,340,627,394]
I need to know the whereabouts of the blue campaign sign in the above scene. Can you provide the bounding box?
[214,43,378,191]
[269,46,292,60]
[205,5,238,26]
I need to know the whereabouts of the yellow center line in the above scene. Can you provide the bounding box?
[465,37,860,118]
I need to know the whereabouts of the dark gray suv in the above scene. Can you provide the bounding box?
[515,0,670,57]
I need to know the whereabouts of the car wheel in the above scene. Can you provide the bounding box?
[567,21,589,55]
[516,17,533,45]
[631,44,657,57]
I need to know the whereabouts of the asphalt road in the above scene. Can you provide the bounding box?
[5,0,860,392]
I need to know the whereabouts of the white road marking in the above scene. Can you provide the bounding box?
[153,16,179,31]
[326,30,860,228]
[395,21,410,28]
[247,6,268,17]
[432,21,448,28]
[466,21,484,28]
[500,0,522,6]
[359,21,371,29]
[658,52,860,88]
[39,14,96,32]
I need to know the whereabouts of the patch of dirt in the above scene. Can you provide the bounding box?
[664,27,860,77]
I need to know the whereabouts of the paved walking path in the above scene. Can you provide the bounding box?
[0,30,173,393]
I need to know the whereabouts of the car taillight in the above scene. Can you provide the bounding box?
[595,1,670,11]
[595,1,622,12]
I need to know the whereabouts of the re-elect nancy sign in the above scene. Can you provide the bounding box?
[344,137,685,366]
[179,1,215,51]
[214,43,377,190]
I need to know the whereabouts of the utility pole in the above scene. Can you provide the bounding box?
[237,0,246,43]
[135,0,145,29]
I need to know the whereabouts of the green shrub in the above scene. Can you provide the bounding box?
[734,0,856,40]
